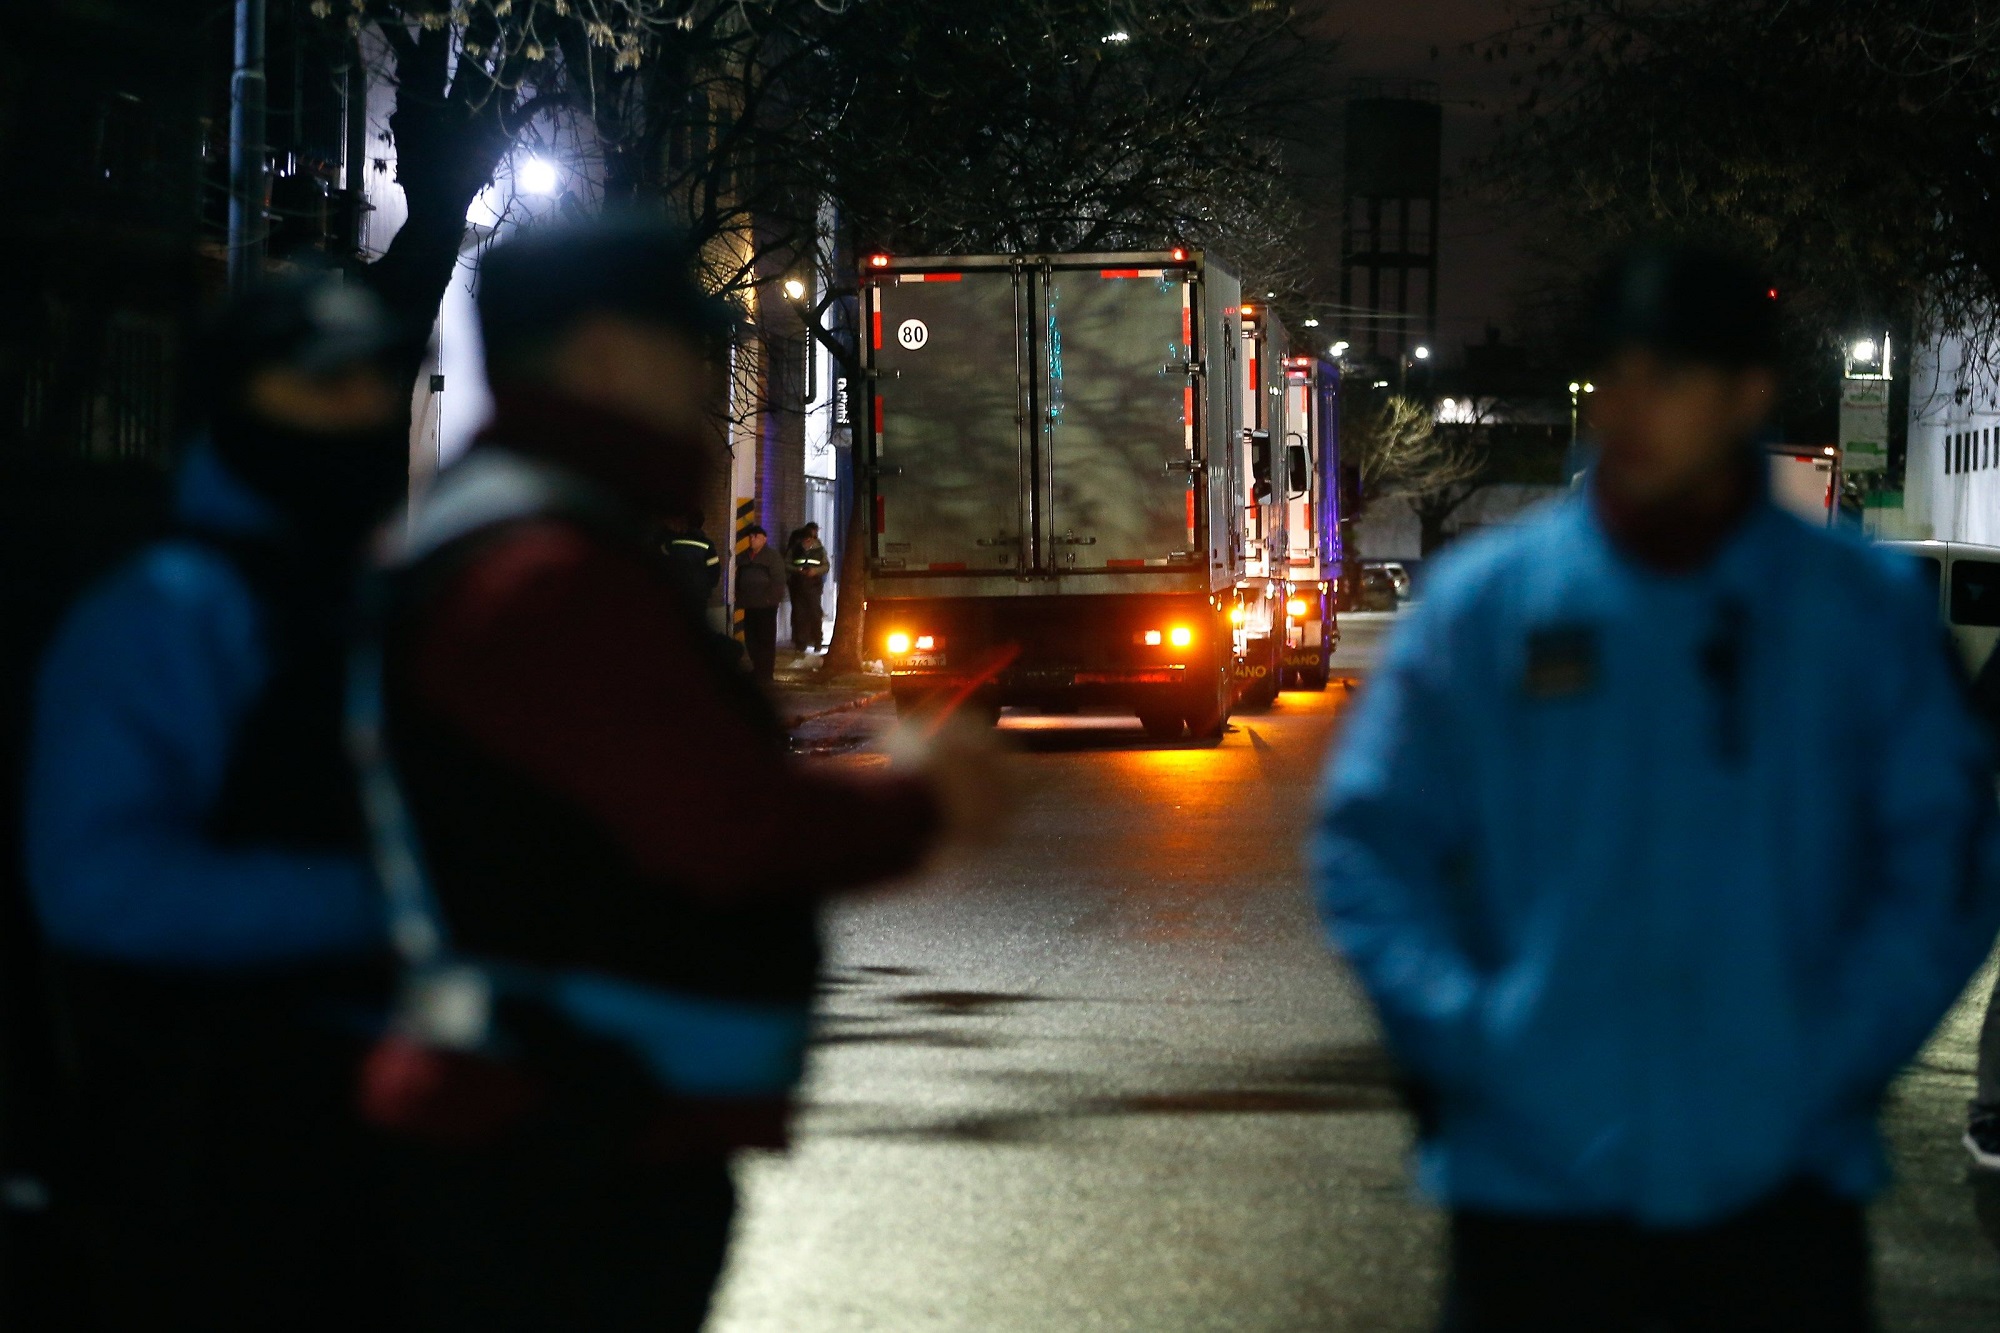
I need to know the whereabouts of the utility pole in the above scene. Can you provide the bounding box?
[227,0,268,288]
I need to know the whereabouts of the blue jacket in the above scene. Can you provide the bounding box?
[25,447,383,966]
[1314,494,2000,1226]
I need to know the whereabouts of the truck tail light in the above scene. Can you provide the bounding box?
[1141,629,1164,646]
[1228,606,1246,625]
[1286,597,1308,618]
[867,254,891,269]
[1169,626,1193,648]
[886,632,911,655]
[914,634,938,651]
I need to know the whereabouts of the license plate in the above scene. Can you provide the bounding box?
[907,653,947,668]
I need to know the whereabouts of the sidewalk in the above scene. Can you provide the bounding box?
[770,656,892,751]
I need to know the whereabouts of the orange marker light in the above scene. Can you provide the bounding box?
[886,632,911,655]
[1143,629,1164,646]
[1287,597,1308,618]
[867,254,891,269]
[914,635,936,651]
[1169,626,1194,648]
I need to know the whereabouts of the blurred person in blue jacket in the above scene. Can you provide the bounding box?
[24,273,410,1331]
[1314,245,2000,1332]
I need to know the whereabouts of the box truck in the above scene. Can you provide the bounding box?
[1278,353,1343,689]
[860,249,1271,739]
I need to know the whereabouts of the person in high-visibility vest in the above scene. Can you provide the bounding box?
[785,520,829,654]
[655,510,721,611]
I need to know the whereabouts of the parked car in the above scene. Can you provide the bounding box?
[1355,566,1401,612]
[1361,559,1413,604]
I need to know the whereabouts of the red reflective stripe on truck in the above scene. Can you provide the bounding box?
[902,272,962,282]
[874,496,885,534]
[1106,558,1147,568]
[1100,268,1141,279]
[1186,487,1195,538]
[873,396,884,433]
[928,562,967,571]
[872,309,882,349]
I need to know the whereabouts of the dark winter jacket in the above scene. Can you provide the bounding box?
[734,544,787,609]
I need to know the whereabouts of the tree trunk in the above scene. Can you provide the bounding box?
[359,25,517,428]
[820,475,871,675]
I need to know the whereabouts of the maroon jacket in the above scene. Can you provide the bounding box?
[383,398,938,1148]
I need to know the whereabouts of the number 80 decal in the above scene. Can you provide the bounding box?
[897,319,929,349]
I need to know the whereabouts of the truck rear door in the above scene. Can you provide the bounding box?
[1037,265,1196,570]
[871,269,1027,573]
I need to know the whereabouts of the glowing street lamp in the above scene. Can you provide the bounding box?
[782,278,808,301]
[518,156,559,195]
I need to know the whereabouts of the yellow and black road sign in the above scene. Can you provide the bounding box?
[732,496,756,640]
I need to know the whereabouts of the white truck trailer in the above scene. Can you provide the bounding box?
[859,249,1265,739]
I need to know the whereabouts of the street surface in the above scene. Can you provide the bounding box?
[714,613,2000,1332]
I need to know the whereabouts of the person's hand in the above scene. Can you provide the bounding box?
[880,711,1018,850]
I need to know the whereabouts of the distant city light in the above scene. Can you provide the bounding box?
[1852,338,1878,363]
[1413,345,1431,361]
[1331,340,1349,354]
[782,278,808,301]
[1303,318,1319,328]
[1103,30,1130,43]
[1569,381,1581,394]
[1371,380,1389,388]
[519,156,559,194]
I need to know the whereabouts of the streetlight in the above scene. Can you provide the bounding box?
[1330,340,1349,357]
[1851,338,1877,364]
[782,278,808,301]
[1568,380,1596,457]
[1399,344,1432,394]
[518,156,559,194]
[1302,318,1319,328]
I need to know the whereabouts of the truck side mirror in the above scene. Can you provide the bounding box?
[1286,437,1309,498]
[1249,429,1273,502]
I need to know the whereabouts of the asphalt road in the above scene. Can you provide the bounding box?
[711,612,2000,1333]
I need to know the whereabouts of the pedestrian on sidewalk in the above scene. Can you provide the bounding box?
[734,523,786,680]
[365,214,1007,1333]
[23,273,410,1331]
[1313,243,2000,1332]
[787,520,830,654]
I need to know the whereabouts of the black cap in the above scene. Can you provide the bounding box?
[1589,243,1781,371]
[478,213,738,376]
[196,271,405,412]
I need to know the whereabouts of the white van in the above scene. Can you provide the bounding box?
[1879,540,2000,675]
